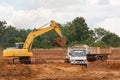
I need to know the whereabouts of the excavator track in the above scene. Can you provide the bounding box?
[12,57,31,64]
[19,57,31,64]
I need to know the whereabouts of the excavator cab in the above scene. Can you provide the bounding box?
[14,43,24,49]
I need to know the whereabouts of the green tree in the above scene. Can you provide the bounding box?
[0,21,7,46]
[94,27,108,41]
[93,27,120,47]
[62,22,76,44]
[2,26,18,47]
[72,17,89,42]
[103,33,120,47]
[63,17,92,46]
[0,21,6,37]
[1,19,120,48]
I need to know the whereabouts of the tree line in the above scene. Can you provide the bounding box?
[0,17,120,48]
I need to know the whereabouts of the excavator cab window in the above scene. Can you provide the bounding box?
[15,43,23,49]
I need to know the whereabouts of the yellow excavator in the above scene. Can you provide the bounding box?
[3,20,66,64]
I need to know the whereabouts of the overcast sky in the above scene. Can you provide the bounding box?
[0,0,120,36]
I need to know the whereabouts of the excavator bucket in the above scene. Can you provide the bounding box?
[53,37,66,47]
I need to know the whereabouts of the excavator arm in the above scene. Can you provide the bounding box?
[23,20,65,50]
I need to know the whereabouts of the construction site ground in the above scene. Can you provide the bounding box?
[0,48,120,80]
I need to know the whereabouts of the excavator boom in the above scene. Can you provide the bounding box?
[23,20,64,50]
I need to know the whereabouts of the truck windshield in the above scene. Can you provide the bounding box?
[70,50,86,57]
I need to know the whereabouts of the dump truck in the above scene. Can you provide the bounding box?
[65,45,88,67]
[3,20,66,64]
[65,45,111,64]
[87,47,112,61]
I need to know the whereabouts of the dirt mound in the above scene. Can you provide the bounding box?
[33,49,66,63]
[80,71,120,80]
[0,59,119,80]
[0,63,87,80]
[53,37,66,47]
[0,64,36,80]
[109,48,120,60]
[106,60,120,70]
[88,60,120,71]
[27,63,87,80]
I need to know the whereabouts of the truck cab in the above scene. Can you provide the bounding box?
[65,47,88,67]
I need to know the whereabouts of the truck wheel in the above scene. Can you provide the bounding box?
[101,56,107,61]
[65,59,70,63]
[96,56,101,60]
[84,64,87,68]
[81,64,87,68]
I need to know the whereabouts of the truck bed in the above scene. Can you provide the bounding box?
[89,47,112,54]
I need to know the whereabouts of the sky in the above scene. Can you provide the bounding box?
[0,0,120,36]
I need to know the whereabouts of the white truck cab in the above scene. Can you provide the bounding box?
[65,46,88,67]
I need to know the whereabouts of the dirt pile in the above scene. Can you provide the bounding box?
[88,60,120,71]
[33,49,66,63]
[0,62,119,80]
[106,60,120,70]
[30,63,87,80]
[0,63,87,80]
[109,48,120,60]
[53,37,66,47]
[0,64,36,80]
[0,58,120,80]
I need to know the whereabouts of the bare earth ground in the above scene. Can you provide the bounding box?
[0,48,120,80]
